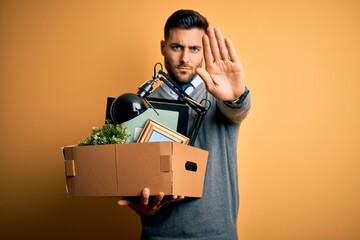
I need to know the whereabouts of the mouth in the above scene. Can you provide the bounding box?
[176,66,191,71]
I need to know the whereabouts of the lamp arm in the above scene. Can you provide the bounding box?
[136,64,210,146]
[156,70,210,146]
[157,70,208,113]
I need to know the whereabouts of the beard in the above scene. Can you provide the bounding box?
[164,57,202,84]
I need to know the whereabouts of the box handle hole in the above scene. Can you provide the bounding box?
[185,161,197,172]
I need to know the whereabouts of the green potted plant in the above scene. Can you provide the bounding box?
[79,121,130,146]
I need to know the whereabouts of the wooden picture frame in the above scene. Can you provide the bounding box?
[137,119,189,145]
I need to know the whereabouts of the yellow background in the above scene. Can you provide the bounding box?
[1,0,359,239]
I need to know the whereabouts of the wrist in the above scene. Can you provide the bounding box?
[225,87,249,105]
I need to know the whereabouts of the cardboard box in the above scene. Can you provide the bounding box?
[61,142,208,197]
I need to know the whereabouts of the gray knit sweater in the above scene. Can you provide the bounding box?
[142,81,251,240]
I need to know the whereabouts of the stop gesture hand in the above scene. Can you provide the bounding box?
[196,27,246,101]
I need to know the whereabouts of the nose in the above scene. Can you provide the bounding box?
[180,49,189,63]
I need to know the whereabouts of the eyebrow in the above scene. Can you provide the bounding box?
[170,43,202,49]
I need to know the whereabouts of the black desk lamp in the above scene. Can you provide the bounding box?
[111,63,210,146]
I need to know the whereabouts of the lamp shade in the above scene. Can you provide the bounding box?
[110,93,149,124]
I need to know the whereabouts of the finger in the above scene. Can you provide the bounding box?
[162,195,185,205]
[171,195,185,202]
[117,198,130,206]
[141,188,150,205]
[196,68,213,90]
[177,196,185,201]
[207,27,221,61]
[153,192,165,205]
[225,37,239,63]
[214,28,228,61]
[202,34,213,66]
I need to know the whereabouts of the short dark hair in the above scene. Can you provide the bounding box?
[164,9,209,40]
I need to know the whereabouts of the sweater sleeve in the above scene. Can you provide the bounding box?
[217,90,252,124]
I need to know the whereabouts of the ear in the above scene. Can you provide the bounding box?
[160,40,165,56]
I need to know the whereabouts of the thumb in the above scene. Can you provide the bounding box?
[117,198,130,206]
[196,68,213,91]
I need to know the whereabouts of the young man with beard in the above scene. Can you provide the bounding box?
[118,9,251,240]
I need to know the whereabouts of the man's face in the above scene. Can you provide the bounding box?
[161,28,205,84]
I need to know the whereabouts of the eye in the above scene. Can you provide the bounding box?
[191,47,200,53]
[171,44,181,51]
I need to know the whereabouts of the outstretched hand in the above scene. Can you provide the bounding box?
[118,188,185,217]
[196,27,246,101]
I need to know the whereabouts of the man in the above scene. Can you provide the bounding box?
[118,9,251,239]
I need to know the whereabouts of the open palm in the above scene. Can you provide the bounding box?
[196,28,246,101]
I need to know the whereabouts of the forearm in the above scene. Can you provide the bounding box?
[218,87,252,124]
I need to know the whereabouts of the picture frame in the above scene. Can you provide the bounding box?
[146,97,189,136]
[137,119,189,145]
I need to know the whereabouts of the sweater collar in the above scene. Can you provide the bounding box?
[161,75,202,100]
